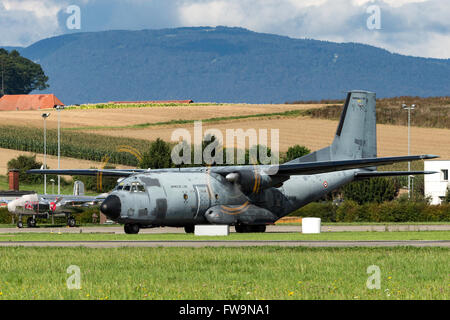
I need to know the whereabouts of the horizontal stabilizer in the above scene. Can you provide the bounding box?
[355,171,437,180]
[276,155,439,176]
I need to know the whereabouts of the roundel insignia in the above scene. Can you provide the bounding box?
[50,202,56,212]
[323,181,329,189]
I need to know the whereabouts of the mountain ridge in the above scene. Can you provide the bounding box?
[4,27,449,105]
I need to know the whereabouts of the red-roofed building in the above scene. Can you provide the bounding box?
[0,94,64,111]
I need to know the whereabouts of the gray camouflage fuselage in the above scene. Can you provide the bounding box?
[110,167,357,227]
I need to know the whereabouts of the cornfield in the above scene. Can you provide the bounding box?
[0,125,150,166]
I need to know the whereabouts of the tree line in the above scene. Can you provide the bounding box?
[0,49,48,96]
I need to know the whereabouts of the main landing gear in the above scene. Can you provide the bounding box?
[124,224,140,234]
[27,217,37,228]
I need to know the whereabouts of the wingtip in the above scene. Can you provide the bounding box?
[423,154,440,159]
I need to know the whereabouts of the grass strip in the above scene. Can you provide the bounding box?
[0,246,448,299]
[0,231,449,242]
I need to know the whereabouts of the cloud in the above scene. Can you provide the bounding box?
[0,0,68,46]
[1,0,449,58]
[176,0,450,58]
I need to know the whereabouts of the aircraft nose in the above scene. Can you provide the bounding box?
[100,195,121,220]
[7,200,17,213]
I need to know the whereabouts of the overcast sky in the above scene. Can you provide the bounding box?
[0,0,449,59]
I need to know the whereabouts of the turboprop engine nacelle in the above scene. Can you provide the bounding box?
[205,205,278,225]
[225,170,287,195]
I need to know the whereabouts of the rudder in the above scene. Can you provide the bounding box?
[330,90,377,160]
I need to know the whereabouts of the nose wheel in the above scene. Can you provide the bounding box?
[124,224,140,234]
[67,217,76,228]
[27,217,37,228]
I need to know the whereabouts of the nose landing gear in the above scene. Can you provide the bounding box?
[67,217,76,228]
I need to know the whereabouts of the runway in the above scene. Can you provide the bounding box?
[1,224,449,234]
[1,225,449,248]
[0,240,449,248]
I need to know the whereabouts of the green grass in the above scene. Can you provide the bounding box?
[286,221,450,226]
[0,175,97,196]
[0,247,448,299]
[0,231,449,242]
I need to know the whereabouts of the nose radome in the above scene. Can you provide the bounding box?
[7,199,18,213]
[100,195,121,220]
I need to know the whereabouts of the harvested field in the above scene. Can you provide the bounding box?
[0,103,326,129]
[0,148,134,175]
[82,117,450,159]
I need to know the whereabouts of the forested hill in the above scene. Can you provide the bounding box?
[9,27,450,105]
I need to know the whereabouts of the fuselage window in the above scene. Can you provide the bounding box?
[137,185,146,192]
[124,185,131,191]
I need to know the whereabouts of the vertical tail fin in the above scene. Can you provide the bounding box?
[330,91,377,160]
[288,90,377,164]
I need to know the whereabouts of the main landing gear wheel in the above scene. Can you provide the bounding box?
[67,217,76,228]
[184,225,195,234]
[27,217,37,228]
[17,221,23,228]
[124,224,140,234]
[235,225,266,233]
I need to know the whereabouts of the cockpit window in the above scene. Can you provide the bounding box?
[123,185,131,191]
[130,182,145,192]
[117,185,124,190]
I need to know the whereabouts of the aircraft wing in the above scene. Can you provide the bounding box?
[27,169,146,177]
[27,155,439,178]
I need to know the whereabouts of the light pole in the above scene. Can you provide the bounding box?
[55,105,65,194]
[402,103,416,199]
[41,113,51,194]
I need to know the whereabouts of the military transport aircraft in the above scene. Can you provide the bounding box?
[7,185,107,228]
[28,91,438,234]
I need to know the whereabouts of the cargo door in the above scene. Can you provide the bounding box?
[194,185,211,218]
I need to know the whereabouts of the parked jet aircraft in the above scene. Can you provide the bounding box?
[7,183,107,228]
[28,91,438,234]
